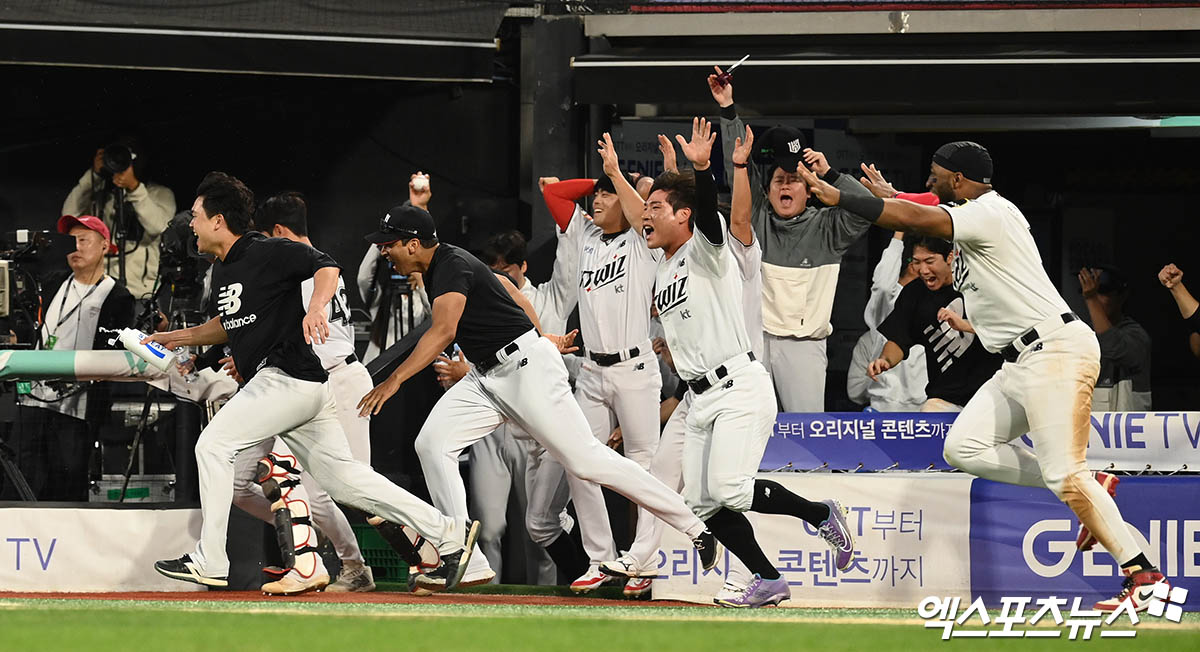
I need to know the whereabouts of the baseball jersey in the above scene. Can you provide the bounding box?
[655,213,752,382]
[729,233,764,361]
[301,273,356,371]
[210,232,339,383]
[521,205,585,334]
[423,243,533,363]
[945,191,1073,353]
[573,207,659,353]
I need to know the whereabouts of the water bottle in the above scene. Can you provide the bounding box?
[117,328,178,373]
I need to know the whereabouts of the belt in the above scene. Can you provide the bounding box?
[1001,313,1077,363]
[686,352,755,396]
[475,329,539,375]
[326,353,359,372]
[587,344,646,367]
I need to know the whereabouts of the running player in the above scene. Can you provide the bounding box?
[796,141,1166,611]
[597,119,854,608]
[146,172,477,592]
[357,204,722,590]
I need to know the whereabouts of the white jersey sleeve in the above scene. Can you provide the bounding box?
[945,191,1073,352]
[728,231,765,361]
[301,274,357,370]
[530,205,585,333]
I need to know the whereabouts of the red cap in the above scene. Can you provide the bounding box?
[58,215,118,254]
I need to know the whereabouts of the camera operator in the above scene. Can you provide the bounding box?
[62,139,176,305]
[12,215,134,501]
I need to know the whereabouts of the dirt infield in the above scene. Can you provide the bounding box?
[0,590,710,608]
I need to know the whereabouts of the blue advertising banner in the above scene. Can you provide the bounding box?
[763,412,1200,472]
[969,477,1200,609]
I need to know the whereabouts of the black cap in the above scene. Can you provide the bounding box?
[932,141,993,184]
[1094,265,1129,295]
[364,204,437,244]
[753,126,807,172]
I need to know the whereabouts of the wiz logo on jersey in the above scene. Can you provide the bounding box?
[951,249,978,294]
[579,255,628,293]
[655,275,688,314]
[923,296,974,372]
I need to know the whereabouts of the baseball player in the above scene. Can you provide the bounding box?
[538,172,665,594]
[595,119,855,608]
[357,204,723,590]
[146,172,478,592]
[223,191,376,592]
[796,141,1166,611]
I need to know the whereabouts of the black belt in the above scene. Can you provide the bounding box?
[588,346,642,367]
[345,353,358,365]
[1001,313,1077,363]
[475,341,521,375]
[686,352,755,396]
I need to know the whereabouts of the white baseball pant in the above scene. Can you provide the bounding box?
[190,367,461,578]
[414,329,708,572]
[569,349,663,566]
[468,423,556,584]
[625,391,752,588]
[943,320,1140,563]
[231,361,375,565]
[763,334,826,413]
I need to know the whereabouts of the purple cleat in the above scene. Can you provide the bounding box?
[716,574,790,608]
[817,499,855,571]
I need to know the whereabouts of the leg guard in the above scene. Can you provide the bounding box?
[256,453,322,579]
[366,515,441,572]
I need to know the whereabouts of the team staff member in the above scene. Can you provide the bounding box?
[711,68,877,412]
[871,235,1001,412]
[539,172,665,594]
[1078,266,1152,411]
[357,204,722,591]
[226,191,377,593]
[797,141,1166,611]
[146,172,477,591]
[596,119,855,608]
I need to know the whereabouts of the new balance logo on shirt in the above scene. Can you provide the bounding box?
[216,283,243,315]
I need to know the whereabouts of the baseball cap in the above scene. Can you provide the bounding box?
[58,214,117,254]
[932,141,993,184]
[364,203,438,244]
[753,126,808,172]
[1093,265,1129,295]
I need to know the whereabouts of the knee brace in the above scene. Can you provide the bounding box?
[366,515,441,573]
[256,453,321,579]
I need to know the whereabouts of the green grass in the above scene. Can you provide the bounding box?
[0,599,1195,651]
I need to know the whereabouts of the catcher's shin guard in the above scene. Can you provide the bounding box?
[367,515,441,573]
[256,453,322,579]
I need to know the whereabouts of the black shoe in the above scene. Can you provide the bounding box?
[414,520,479,593]
[692,530,723,572]
[154,554,228,587]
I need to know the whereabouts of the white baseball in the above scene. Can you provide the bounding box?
[412,175,429,191]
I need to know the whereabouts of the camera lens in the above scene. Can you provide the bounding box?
[102,143,133,175]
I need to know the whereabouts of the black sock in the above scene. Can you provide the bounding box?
[1120,553,1154,572]
[544,528,588,580]
[750,479,830,527]
[704,507,780,580]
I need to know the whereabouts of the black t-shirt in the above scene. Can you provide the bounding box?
[879,281,1002,406]
[210,232,339,383]
[424,243,534,362]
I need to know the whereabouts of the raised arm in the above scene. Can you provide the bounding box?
[596,133,647,230]
[1160,264,1199,319]
[540,176,595,232]
[675,117,721,245]
[796,162,953,240]
[729,124,754,246]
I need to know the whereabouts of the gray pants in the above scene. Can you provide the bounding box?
[763,333,827,413]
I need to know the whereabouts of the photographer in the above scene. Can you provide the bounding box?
[12,215,134,501]
[62,139,176,303]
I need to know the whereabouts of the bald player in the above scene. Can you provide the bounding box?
[796,141,1166,611]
